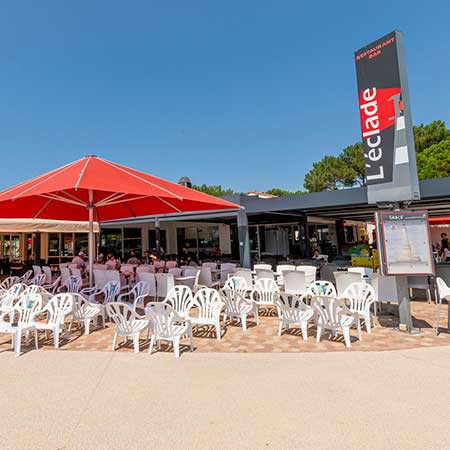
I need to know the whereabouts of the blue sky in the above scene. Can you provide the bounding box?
[1,1,449,192]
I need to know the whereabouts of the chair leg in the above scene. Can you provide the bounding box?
[365,313,371,333]
[148,335,155,354]
[301,321,309,341]
[223,313,227,327]
[357,319,362,341]
[174,336,180,358]
[254,309,259,325]
[215,322,221,340]
[112,333,117,351]
[54,329,60,349]
[133,334,140,353]
[316,323,322,343]
[84,319,90,335]
[278,320,283,336]
[15,331,21,357]
[34,328,39,350]
[342,326,351,348]
[436,299,442,335]
[241,314,247,331]
[189,328,193,352]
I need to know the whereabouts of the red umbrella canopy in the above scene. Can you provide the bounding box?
[0,156,240,221]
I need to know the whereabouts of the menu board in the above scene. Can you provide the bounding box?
[376,211,434,275]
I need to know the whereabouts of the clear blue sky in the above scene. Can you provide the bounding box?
[1,1,449,192]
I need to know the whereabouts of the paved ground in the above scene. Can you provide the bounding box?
[1,347,450,450]
[2,299,449,354]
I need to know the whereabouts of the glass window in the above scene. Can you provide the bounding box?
[123,228,142,259]
[149,230,166,253]
[48,233,60,258]
[197,226,219,259]
[75,233,88,255]
[62,233,74,257]
[100,228,122,257]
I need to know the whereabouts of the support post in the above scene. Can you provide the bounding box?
[298,216,310,258]
[395,275,414,332]
[155,217,161,258]
[335,219,345,256]
[88,190,95,287]
[33,232,41,265]
[237,210,251,268]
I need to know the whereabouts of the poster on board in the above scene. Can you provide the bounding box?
[375,211,434,275]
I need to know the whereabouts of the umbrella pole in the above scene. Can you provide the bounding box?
[88,190,94,287]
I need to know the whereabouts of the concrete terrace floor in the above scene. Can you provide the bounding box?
[1,347,450,450]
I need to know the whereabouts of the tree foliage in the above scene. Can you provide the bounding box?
[265,188,305,197]
[417,140,450,180]
[192,184,237,197]
[303,120,450,192]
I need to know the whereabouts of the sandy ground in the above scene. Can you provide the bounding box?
[1,347,450,450]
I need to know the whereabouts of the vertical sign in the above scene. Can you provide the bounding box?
[355,30,420,204]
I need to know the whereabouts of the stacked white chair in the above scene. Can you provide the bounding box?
[0,276,21,292]
[168,267,182,277]
[276,293,314,340]
[42,266,53,284]
[20,270,33,284]
[0,293,42,356]
[339,282,376,333]
[276,264,295,285]
[197,267,220,290]
[224,276,249,296]
[188,288,224,340]
[283,271,307,296]
[137,265,155,274]
[106,302,150,353]
[221,288,258,331]
[34,293,73,348]
[155,273,175,300]
[135,272,157,299]
[255,269,274,282]
[254,264,272,271]
[296,266,317,286]
[311,295,360,348]
[163,285,193,319]
[94,269,108,290]
[219,263,237,284]
[232,268,253,290]
[145,302,193,358]
[0,283,27,314]
[166,261,178,269]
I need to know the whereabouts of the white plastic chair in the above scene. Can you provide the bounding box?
[23,285,52,307]
[0,283,27,314]
[93,269,108,290]
[145,302,193,358]
[135,272,157,299]
[137,265,155,274]
[0,293,42,356]
[88,280,121,306]
[334,271,362,296]
[348,267,373,279]
[254,264,272,271]
[220,288,258,331]
[339,282,376,333]
[70,293,106,335]
[188,288,224,340]
[436,277,450,333]
[31,273,46,286]
[43,276,61,294]
[197,267,220,289]
[166,261,178,269]
[20,270,33,284]
[168,268,182,277]
[106,302,150,353]
[305,280,337,301]
[59,275,83,294]
[32,265,42,277]
[202,262,218,271]
[283,271,307,296]
[232,268,253,289]
[250,278,279,310]
[219,263,237,284]
[276,264,295,285]
[311,295,360,348]
[255,269,275,281]
[42,266,53,284]
[296,265,317,286]
[35,293,73,348]
[223,276,249,296]
[163,285,194,319]
[276,293,314,340]
[0,276,21,292]
[60,267,71,285]
[155,273,175,299]
[117,281,151,308]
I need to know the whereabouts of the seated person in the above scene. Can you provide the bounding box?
[127,251,140,265]
[71,251,86,269]
[106,252,120,270]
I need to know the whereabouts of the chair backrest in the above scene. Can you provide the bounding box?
[137,265,155,274]
[42,266,52,284]
[192,288,224,320]
[333,272,362,296]
[93,264,107,270]
[254,264,272,271]
[106,302,143,334]
[202,262,218,270]
[136,272,157,296]
[348,267,373,278]
[31,273,46,286]
[15,293,43,325]
[251,278,279,305]
[436,277,450,301]
[155,273,175,299]
[224,276,248,295]
[276,264,295,275]
[255,269,274,281]
[20,270,33,283]
[311,295,350,328]
[60,267,71,285]
[168,268,182,277]
[166,261,178,269]
[120,264,135,274]
[32,265,42,276]
[93,269,107,289]
[306,280,337,298]
[103,270,121,286]
[183,266,198,277]
[44,293,73,326]
[23,285,52,306]
[70,267,82,279]
[102,281,121,304]
[339,282,376,312]
[198,267,215,288]
[164,285,193,316]
[0,283,27,311]
[62,275,83,293]
[276,292,309,319]
[145,302,182,338]
[219,263,237,283]
[154,261,166,270]
[295,265,317,285]
[0,276,21,291]
[232,268,253,288]
[284,271,307,296]
[132,281,152,299]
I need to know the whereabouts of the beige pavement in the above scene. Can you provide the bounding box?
[1,347,450,450]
